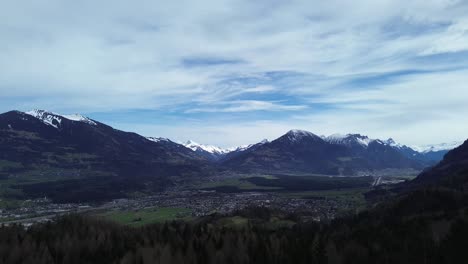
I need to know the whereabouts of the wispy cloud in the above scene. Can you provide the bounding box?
[182,57,245,67]
[186,100,307,113]
[1,0,468,146]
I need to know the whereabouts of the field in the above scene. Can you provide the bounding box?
[198,174,374,193]
[195,175,281,191]
[96,207,192,226]
[282,187,370,212]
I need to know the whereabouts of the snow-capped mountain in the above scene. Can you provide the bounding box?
[181,139,270,161]
[323,133,461,164]
[284,129,322,142]
[0,110,208,202]
[324,134,410,150]
[24,109,97,128]
[405,141,463,163]
[182,140,235,161]
[221,129,426,175]
[324,134,378,148]
[382,138,403,148]
[177,131,462,166]
[412,141,463,153]
[2,108,466,198]
[184,140,231,155]
[229,139,269,152]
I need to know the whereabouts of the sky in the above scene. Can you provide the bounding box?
[1,0,468,147]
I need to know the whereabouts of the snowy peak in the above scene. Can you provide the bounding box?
[181,139,269,161]
[284,129,321,142]
[385,138,396,146]
[61,114,97,126]
[325,133,376,148]
[183,140,231,155]
[24,109,96,128]
[412,141,463,153]
[383,138,408,150]
[226,139,269,152]
[25,110,63,129]
[323,134,461,163]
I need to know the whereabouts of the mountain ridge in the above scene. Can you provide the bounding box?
[0,109,463,202]
[220,129,427,175]
[0,110,212,202]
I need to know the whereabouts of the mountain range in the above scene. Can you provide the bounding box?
[0,110,210,202]
[182,139,269,162]
[219,130,427,175]
[0,110,463,202]
[183,131,460,170]
[183,130,461,174]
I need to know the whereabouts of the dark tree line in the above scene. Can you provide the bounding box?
[1,188,468,264]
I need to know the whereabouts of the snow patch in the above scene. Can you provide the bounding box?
[25,110,62,129]
[24,109,97,128]
[285,129,320,142]
[325,134,375,147]
[62,114,97,125]
[147,137,171,143]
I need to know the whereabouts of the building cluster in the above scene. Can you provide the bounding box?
[1,189,361,226]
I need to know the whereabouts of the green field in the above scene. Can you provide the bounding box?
[96,207,192,226]
[0,199,21,210]
[195,175,281,191]
[280,187,370,210]
[197,174,373,194]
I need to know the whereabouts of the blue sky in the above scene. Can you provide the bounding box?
[1,0,468,147]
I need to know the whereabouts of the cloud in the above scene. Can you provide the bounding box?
[186,100,307,113]
[182,57,245,67]
[1,0,468,146]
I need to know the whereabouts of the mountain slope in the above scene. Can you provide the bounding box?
[410,141,463,163]
[221,130,425,175]
[218,139,269,162]
[414,139,468,188]
[327,135,458,164]
[0,110,211,202]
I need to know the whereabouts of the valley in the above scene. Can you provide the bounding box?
[0,107,464,255]
[3,2,468,261]
[0,110,444,228]
[0,171,417,227]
